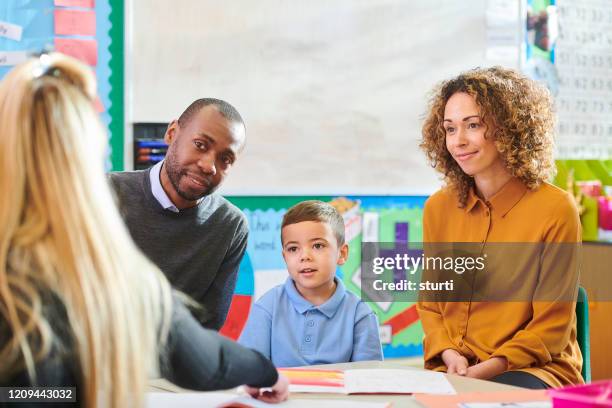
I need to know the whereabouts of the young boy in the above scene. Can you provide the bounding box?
[239,200,383,367]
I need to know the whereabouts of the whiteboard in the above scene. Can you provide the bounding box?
[129,0,517,194]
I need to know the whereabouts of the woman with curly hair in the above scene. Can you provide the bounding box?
[417,66,582,389]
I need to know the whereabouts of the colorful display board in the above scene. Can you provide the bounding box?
[0,0,123,170]
[220,196,427,358]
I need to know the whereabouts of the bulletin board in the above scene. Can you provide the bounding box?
[129,0,520,195]
[0,0,124,170]
[220,195,428,359]
[523,0,612,159]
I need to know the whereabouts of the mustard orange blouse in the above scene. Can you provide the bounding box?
[417,178,583,387]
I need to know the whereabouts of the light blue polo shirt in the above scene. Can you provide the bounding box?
[239,277,383,367]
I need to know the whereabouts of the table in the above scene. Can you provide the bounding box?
[149,360,522,408]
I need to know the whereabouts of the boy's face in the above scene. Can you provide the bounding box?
[281,221,348,297]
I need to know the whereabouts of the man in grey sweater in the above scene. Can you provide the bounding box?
[109,98,248,330]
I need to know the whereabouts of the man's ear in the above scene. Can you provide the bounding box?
[337,243,349,265]
[164,120,179,145]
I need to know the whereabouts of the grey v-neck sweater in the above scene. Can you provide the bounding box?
[108,169,248,330]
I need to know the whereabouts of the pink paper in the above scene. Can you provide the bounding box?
[414,389,549,408]
[54,9,96,36]
[54,0,95,7]
[93,96,104,113]
[55,38,97,66]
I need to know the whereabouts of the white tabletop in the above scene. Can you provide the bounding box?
[148,360,522,408]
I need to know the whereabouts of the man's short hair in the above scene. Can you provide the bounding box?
[281,200,345,246]
[177,98,245,129]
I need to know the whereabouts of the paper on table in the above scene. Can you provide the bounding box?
[344,369,456,395]
[282,368,455,395]
[414,389,550,408]
[281,368,345,393]
[147,392,300,407]
[54,9,96,36]
[286,402,391,408]
[147,392,239,408]
[289,385,344,394]
[146,392,392,408]
[460,402,551,408]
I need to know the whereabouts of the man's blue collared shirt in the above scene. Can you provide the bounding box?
[239,277,383,367]
[149,160,204,212]
[149,160,179,213]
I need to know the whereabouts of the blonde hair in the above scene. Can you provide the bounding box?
[0,54,172,407]
[420,66,556,207]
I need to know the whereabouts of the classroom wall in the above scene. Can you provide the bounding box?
[129,0,519,195]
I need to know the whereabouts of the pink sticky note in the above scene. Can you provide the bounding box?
[54,0,95,7]
[54,9,96,36]
[55,38,97,66]
[93,96,104,113]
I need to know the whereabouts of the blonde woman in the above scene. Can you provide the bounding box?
[0,54,288,407]
[417,67,582,389]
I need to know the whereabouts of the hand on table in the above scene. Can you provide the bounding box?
[466,357,508,380]
[243,373,289,403]
[441,349,469,376]
[442,349,508,379]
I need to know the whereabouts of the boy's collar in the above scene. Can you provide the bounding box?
[284,276,346,318]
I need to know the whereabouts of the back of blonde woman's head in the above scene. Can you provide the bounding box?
[0,54,171,407]
[420,66,556,207]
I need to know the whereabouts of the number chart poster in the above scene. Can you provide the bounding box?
[524,0,612,159]
[219,196,427,359]
[554,0,612,159]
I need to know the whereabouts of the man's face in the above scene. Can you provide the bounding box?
[162,105,245,208]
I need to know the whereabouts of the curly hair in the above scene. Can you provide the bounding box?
[420,66,556,207]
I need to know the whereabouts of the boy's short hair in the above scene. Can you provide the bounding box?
[281,200,345,246]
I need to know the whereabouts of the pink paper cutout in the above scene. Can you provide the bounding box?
[55,38,97,66]
[54,9,96,36]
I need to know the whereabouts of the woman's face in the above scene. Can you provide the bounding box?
[443,92,504,179]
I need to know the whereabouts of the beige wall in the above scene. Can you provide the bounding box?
[129,0,519,194]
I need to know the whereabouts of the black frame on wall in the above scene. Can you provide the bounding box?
[132,122,169,170]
